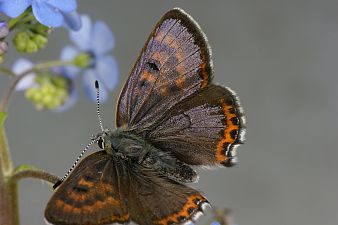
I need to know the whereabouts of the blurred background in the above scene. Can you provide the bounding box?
[1,0,338,224]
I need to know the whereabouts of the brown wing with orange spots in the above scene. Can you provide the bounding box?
[44,151,130,225]
[116,8,212,130]
[127,164,210,225]
[143,85,245,167]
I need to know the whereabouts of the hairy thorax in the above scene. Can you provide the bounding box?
[97,128,198,183]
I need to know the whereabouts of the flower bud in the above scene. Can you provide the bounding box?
[0,22,9,39]
[0,41,8,54]
[32,34,48,49]
[72,53,92,68]
[25,40,38,53]
[13,32,30,53]
[25,74,70,110]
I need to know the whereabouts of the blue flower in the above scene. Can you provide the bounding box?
[210,222,221,225]
[13,58,37,91]
[12,58,77,112]
[0,0,81,30]
[0,22,9,39]
[188,221,237,225]
[61,14,118,103]
[0,22,8,62]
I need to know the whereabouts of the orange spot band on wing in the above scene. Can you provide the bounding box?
[216,101,240,162]
[84,196,120,212]
[175,76,186,88]
[68,191,85,202]
[156,194,207,225]
[55,199,81,214]
[77,178,94,188]
[55,196,120,214]
[54,199,129,223]
[200,63,209,88]
[108,213,130,223]
[140,71,156,83]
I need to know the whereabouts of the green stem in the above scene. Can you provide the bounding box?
[0,68,16,77]
[7,9,31,31]
[0,59,74,112]
[0,127,12,176]
[212,208,233,225]
[34,60,74,71]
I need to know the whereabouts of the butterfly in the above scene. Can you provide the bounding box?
[45,8,245,225]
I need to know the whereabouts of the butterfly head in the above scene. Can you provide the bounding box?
[94,128,129,157]
[93,130,112,151]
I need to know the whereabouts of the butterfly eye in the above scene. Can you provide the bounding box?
[97,138,104,149]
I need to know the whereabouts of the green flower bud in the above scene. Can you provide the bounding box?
[72,53,92,68]
[0,55,3,64]
[32,34,48,49]
[25,74,70,110]
[13,31,30,53]
[51,76,68,89]
[25,40,38,53]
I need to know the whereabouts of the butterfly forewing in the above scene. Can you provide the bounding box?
[45,151,130,225]
[116,8,212,130]
[116,8,245,167]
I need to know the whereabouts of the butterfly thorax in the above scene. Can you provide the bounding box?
[97,128,198,183]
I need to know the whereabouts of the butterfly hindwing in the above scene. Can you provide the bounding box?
[45,151,130,225]
[116,8,212,130]
[125,162,210,225]
[143,84,245,167]
[46,151,209,225]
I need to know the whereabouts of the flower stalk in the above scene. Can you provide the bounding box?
[0,125,18,225]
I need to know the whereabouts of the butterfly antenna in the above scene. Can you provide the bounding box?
[53,139,96,189]
[95,80,104,132]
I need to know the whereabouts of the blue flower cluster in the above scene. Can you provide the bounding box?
[61,15,118,103]
[11,13,118,111]
[0,0,81,29]
[0,0,120,111]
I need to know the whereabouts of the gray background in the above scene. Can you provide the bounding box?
[0,0,338,224]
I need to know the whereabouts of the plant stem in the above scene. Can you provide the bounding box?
[7,9,31,31]
[0,126,18,225]
[212,208,234,225]
[11,169,60,185]
[0,59,74,112]
[0,68,16,77]
[0,127,12,177]
[0,178,19,225]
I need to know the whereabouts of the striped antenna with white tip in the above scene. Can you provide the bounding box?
[53,81,104,189]
[95,80,104,132]
[53,139,96,189]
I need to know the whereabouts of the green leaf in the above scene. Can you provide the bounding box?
[14,164,38,173]
[0,111,7,126]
